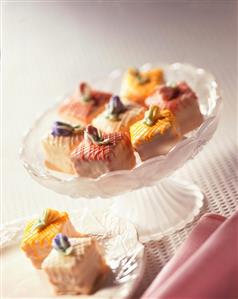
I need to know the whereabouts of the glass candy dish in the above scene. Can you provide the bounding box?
[20,63,222,242]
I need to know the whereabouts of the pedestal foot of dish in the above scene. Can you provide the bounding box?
[110,177,204,242]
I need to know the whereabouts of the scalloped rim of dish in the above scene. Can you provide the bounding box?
[19,62,222,184]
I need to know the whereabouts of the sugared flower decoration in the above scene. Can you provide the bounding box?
[158,82,197,102]
[32,208,59,231]
[106,96,127,121]
[84,125,111,145]
[79,82,93,103]
[158,84,180,101]
[143,105,162,126]
[52,234,73,255]
[51,121,83,137]
[130,68,150,84]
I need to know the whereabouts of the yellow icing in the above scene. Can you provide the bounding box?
[21,209,69,257]
[130,109,176,146]
[121,68,164,104]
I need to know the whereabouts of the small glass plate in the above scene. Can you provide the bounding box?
[1,209,145,298]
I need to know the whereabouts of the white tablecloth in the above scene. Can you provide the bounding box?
[2,1,237,297]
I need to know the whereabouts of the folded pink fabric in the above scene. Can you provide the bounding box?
[141,210,238,299]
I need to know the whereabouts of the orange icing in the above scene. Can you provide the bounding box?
[21,209,69,256]
[121,68,164,104]
[130,109,176,146]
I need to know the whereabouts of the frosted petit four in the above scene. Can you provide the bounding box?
[42,234,108,295]
[130,105,181,161]
[20,209,80,269]
[58,82,112,125]
[42,121,84,174]
[120,67,164,105]
[92,95,145,133]
[71,125,136,178]
[146,82,204,134]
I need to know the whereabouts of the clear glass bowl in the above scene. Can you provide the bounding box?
[20,63,222,199]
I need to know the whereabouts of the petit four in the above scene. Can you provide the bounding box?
[58,82,112,125]
[130,105,181,161]
[42,234,108,295]
[92,95,145,133]
[120,67,164,105]
[42,121,84,174]
[71,125,136,178]
[146,82,204,134]
[20,209,80,269]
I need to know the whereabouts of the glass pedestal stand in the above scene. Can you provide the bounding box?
[20,63,221,243]
[110,177,204,242]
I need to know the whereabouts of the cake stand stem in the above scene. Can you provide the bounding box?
[110,177,204,243]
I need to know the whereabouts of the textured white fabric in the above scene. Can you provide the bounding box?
[2,1,237,297]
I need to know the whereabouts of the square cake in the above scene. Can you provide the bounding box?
[42,121,84,174]
[120,67,164,105]
[71,125,136,178]
[130,105,181,161]
[20,209,80,269]
[146,82,204,134]
[58,82,112,125]
[42,235,108,295]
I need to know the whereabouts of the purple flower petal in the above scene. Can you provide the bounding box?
[51,122,74,137]
[107,96,126,116]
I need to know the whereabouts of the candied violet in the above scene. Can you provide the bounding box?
[53,233,72,255]
[51,121,73,136]
[106,96,126,120]
[51,121,83,137]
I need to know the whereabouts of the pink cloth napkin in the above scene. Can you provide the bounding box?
[141,210,238,299]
